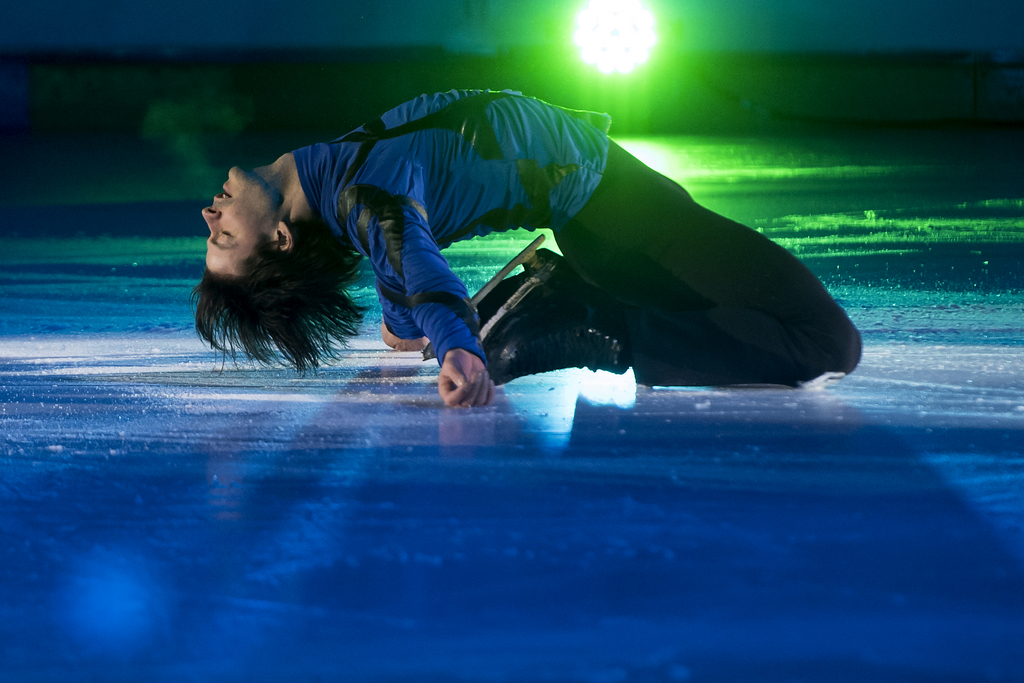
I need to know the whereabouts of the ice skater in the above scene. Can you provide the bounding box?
[194,89,861,408]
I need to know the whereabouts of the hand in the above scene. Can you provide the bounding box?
[381,321,428,352]
[438,348,495,408]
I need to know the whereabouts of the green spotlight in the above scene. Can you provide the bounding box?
[574,0,657,74]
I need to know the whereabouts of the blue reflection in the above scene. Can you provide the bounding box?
[56,548,168,656]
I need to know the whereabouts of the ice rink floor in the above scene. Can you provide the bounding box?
[2,128,1023,681]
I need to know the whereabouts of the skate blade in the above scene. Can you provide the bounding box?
[470,234,546,307]
[477,256,557,344]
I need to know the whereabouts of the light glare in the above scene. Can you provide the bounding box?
[574,0,657,74]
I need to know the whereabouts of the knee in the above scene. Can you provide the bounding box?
[819,313,862,376]
[794,309,862,383]
[836,318,862,374]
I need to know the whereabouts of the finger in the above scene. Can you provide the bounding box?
[471,371,491,407]
[439,373,471,407]
[438,379,459,406]
[445,388,467,407]
[455,379,474,407]
[462,371,485,407]
[456,385,474,407]
[437,370,455,398]
[458,371,475,407]
[447,366,468,389]
[484,378,495,406]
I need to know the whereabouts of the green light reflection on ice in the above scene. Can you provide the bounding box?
[767,213,1024,246]
[615,138,1024,245]
[615,138,912,185]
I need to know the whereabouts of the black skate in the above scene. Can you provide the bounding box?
[476,246,632,385]
[421,235,549,363]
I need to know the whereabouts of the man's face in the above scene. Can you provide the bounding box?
[202,167,280,278]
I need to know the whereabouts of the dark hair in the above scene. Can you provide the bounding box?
[191,219,364,372]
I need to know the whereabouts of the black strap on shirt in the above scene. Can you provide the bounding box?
[377,283,481,339]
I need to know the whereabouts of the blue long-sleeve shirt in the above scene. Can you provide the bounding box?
[292,89,610,366]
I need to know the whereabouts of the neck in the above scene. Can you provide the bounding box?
[256,153,315,226]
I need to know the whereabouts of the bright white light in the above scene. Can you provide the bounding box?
[575,0,657,74]
[578,368,637,409]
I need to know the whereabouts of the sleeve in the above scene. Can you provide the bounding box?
[340,185,485,367]
[378,284,422,340]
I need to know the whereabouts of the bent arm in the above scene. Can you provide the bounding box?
[364,200,484,366]
[341,181,489,405]
[383,215,493,405]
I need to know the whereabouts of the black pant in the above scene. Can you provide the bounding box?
[554,142,862,386]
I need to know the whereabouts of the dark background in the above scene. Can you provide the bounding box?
[2,0,1023,135]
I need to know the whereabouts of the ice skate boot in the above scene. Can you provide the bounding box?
[477,247,632,385]
[421,235,549,362]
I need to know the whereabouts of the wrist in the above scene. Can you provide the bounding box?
[444,346,485,365]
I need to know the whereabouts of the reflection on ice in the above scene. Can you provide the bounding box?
[57,548,169,656]
[924,452,1024,565]
[500,368,637,452]
[501,370,581,451]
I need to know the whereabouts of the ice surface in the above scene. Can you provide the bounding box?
[1,130,1023,681]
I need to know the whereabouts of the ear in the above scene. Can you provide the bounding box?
[274,222,294,253]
